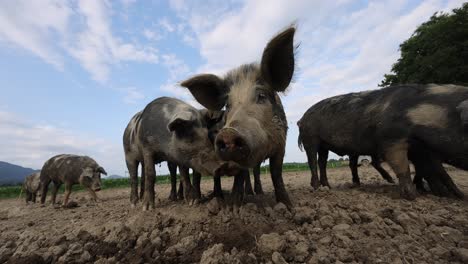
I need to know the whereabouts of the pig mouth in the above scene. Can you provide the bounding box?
[94,188,101,192]
[215,128,251,163]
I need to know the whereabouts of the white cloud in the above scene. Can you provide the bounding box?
[121,87,145,104]
[161,53,190,81]
[159,17,176,32]
[0,0,71,69]
[158,53,195,101]
[0,0,158,83]
[121,0,137,7]
[67,0,158,83]
[143,28,161,41]
[0,110,122,175]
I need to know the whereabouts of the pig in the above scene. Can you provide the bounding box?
[124,107,232,206]
[23,172,41,203]
[40,154,107,207]
[123,97,239,211]
[123,112,191,205]
[298,84,468,200]
[181,26,296,208]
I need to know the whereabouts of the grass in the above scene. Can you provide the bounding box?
[0,161,348,200]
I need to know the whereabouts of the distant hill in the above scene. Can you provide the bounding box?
[0,161,39,186]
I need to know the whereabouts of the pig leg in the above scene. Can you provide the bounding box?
[244,170,254,195]
[87,188,98,202]
[413,152,464,198]
[179,166,196,204]
[40,178,51,205]
[32,193,37,203]
[232,170,246,210]
[168,162,178,201]
[413,171,427,193]
[371,156,395,183]
[384,142,416,200]
[435,165,464,199]
[408,144,462,197]
[25,190,31,203]
[126,159,139,206]
[63,184,72,207]
[270,153,293,209]
[51,182,61,205]
[253,163,264,195]
[178,180,184,200]
[140,161,145,200]
[318,147,330,187]
[213,175,224,199]
[349,155,360,186]
[142,154,156,211]
[304,143,320,189]
[193,171,202,199]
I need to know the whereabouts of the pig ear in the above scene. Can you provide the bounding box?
[167,112,196,134]
[96,166,107,175]
[180,74,228,111]
[260,26,296,92]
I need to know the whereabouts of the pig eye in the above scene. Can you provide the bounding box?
[256,92,267,104]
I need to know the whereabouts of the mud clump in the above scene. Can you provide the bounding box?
[0,168,467,263]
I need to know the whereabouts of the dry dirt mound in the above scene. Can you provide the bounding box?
[0,166,467,263]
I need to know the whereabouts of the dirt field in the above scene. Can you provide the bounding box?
[1,165,467,264]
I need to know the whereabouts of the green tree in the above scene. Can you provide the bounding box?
[380,3,468,87]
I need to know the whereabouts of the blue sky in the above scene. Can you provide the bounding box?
[0,0,464,175]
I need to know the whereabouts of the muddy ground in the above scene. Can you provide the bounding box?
[0,165,467,264]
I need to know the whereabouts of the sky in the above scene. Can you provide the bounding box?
[0,0,465,176]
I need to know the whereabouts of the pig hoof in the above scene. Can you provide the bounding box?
[400,186,417,200]
[232,205,240,216]
[142,203,154,211]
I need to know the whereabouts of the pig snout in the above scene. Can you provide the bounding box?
[214,162,241,177]
[93,182,102,192]
[215,128,250,162]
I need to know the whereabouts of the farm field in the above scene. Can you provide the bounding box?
[0,162,346,200]
[0,165,467,263]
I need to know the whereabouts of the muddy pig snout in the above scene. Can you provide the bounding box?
[93,182,102,192]
[214,162,241,177]
[215,128,250,162]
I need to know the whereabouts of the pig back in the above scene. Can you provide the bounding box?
[138,97,201,148]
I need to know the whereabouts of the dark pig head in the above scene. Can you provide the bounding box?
[181,26,296,167]
[79,166,107,191]
[167,109,240,176]
[457,100,468,132]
